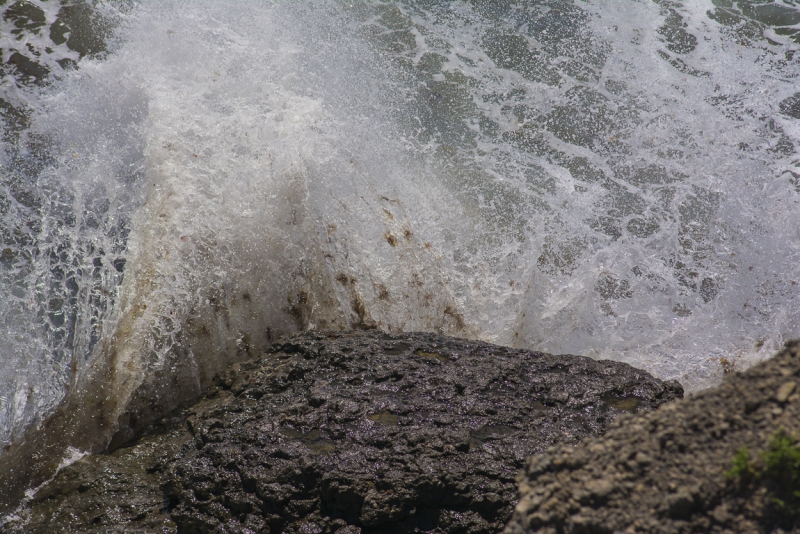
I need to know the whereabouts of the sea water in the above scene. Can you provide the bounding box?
[0,0,799,500]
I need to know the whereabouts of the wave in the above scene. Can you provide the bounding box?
[1,0,799,511]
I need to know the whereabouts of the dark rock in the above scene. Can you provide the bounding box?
[504,340,800,534]
[3,331,681,533]
[1,414,189,533]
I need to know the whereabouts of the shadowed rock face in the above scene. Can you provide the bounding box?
[504,340,800,534]
[4,331,682,533]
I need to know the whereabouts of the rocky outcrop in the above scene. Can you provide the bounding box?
[3,331,681,533]
[504,340,800,534]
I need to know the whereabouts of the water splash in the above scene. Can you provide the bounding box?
[0,0,798,510]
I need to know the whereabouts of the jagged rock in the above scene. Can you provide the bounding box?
[504,340,800,534]
[3,331,681,533]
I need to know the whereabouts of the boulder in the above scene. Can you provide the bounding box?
[4,331,681,533]
[504,340,800,534]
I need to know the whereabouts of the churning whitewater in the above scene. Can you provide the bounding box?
[0,0,799,507]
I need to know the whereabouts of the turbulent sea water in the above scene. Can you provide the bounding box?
[0,0,799,502]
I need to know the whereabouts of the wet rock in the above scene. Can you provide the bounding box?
[2,414,190,533]
[504,340,800,534]
[3,331,681,533]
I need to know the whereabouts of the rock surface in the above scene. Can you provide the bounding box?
[504,340,800,534]
[2,330,681,533]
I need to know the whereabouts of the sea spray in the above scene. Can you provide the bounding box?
[0,0,799,511]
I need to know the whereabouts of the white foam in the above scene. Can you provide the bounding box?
[0,0,799,460]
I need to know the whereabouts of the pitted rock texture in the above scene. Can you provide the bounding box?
[4,331,682,533]
[163,331,681,534]
[503,340,800,534]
